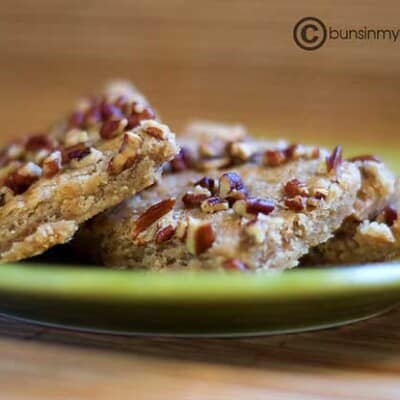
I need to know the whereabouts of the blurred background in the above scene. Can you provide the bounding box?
[0,0,399,157]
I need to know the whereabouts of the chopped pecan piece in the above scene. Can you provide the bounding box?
[223,258,249,271]
[219,172,248,200]
[310,147,321,159]
[182,186,212,208]
[176,218,189,241]
[311,187,329,200]
[108,132,142,175]
[264,149,286,167]
[142,121,169,140]
[228,141,254,161]
[62,143,91,163]
[126,106,156,129]
[182,193,210,208]
[200,197,229,213]
[382,205,398,227]
[100,119,128,140]
[284,195,306,212]
[326,145,343,173]
[195,176,218,194]
[70,148,103,168]
[306,197,320,210]
[185,217,215,255]
[155,225,176,244]
[233,197,275,216]
[244,219,266,244]
[283,179,309,197]
[245,198,275,215]
[42,151,62,178]
[64,129,89,147]
[347,154,381,163]
[283,144,299,159]
[169,147,193,172]
[131,198,176,240]
[5,162,42,194]
[100,102,124,121]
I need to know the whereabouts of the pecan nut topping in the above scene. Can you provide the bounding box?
[283,179,309,197]
[185,217,215,255]
[155,225,176,244]
[200,197,229,213]
[219,171,248,200]
[42,151,63,178]
[326,145,343,173]
[131,198,176,240]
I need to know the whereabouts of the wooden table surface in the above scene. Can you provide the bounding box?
[1,308,400,399]
[1,1,400,398]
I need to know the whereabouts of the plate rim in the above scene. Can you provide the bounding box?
[0,262,400,303]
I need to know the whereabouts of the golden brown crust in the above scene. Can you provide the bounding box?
[0,81,178,263]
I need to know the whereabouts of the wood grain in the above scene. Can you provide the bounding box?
[1,307,400,399]
[0,0,399,147]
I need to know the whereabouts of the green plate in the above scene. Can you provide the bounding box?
[0,262,400,336]
[1,145,399,336]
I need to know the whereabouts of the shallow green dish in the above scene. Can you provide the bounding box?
[0,262,400,336]
[1,145,399,336]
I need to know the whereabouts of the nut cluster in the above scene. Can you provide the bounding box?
[263,144,321,167]
[376,205,398,227]
[130,198,216,256]
[282,178,325,212]
[131,198,176,243]
[0,89,160,205]
[182,171,275,218]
